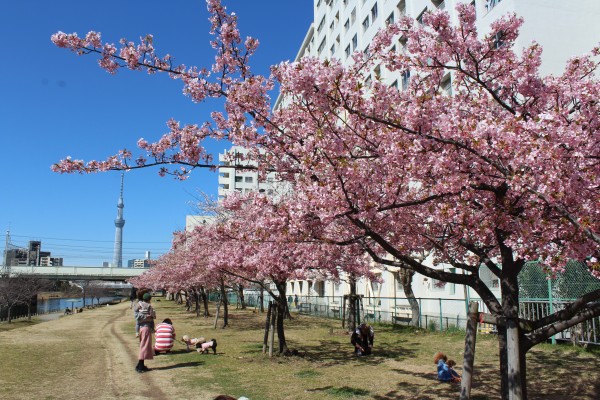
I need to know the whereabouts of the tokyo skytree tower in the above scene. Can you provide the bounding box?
[112,174,125,267]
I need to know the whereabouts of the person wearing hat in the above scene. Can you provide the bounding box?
[134,290,156,373]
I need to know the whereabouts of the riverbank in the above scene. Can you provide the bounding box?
[1,298,599,399]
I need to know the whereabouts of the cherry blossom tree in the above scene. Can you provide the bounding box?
[185,193,372,353]
[52,1,599,397]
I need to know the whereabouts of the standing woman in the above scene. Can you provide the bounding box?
[134,291,156,372]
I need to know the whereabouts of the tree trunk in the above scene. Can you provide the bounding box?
[220,279,228,328]
[499,255,526,400]
[399,269,420,326]
[274,280,289,354]
[259,287,264,313]
[237,284,246,310]
[200,286,210,317]
[460,301,479,400]
[346,276,358,332]
[194,288,201,317]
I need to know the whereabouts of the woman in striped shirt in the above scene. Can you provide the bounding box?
[154,318,176,354]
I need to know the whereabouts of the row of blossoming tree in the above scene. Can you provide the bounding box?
[52,1,599,398]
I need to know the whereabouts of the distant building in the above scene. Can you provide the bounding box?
[4,240,61,266]
[39,256,63,267]
[218,146,291,204]
[102,262,110,268]
[128,259,150,269]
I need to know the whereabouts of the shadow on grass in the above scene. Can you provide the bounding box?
[305,385,370,397]
[151,361,204,370]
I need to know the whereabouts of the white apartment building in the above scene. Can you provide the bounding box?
[280,0,600,326]
[217,146,284,203]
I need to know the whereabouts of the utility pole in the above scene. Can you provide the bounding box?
[2,229,10,277]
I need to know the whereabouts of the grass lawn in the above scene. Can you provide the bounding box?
[2,298,598,399]
[143,298,600,400]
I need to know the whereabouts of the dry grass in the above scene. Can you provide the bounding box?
[147,299,600,400]
[1,298,599,399]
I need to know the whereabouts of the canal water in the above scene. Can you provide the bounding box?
[37,296,124,313]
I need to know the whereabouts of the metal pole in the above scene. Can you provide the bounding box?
[439,298,443,332]
[548,279,556,345]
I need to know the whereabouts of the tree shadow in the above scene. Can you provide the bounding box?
[151,361,204,370]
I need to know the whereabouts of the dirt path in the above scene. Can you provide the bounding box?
[0,302,204,400]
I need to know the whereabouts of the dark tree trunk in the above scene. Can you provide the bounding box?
[220,279,229,328]
[237,284,246,309]
[273,280,289,354]
[346,276,358,332]
[200,286,210,317]
[259,287,264,313]
[399,269,420,326]
[194,288,201,317]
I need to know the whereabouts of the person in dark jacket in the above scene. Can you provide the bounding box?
[351,323,374,356]
[129,287,137,309]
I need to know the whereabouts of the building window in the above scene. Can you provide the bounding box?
[391,79,398,89]
[401,70,410,90]
[244,176,253,183]
[318,37,327,54]
[386,12,394,25]
[330,44,336,56]
[352,34,358,50]
[234,176,243,182]
[441,74,452,96]
[317,15,326,33]
[397,0,406,16]
[485,0,502,13]
[362,16,370,32]
[315,281,325,297]
[344,18,350,32]
[493,30,506,49]
[345,44,351,58]
[416,8,427,25]
[365,74,372,87]
[432,0,445,9]
[351,8,356,24]
[371,3,378,21]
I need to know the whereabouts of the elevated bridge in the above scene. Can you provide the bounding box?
[6,265,148,281]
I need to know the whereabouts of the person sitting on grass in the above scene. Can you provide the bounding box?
[154,318,176,354]
[447,359,462,383]
[434,351,455,382]
[350,323,374,356]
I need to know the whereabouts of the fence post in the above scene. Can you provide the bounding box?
[548,279,556,345]
[418,298,422,328]
[439,298,443,332]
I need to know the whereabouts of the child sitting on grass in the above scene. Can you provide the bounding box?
[446,359,462,383]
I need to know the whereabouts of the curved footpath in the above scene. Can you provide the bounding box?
[0,301,211,400]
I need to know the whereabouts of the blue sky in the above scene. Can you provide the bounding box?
[0,1,314,266]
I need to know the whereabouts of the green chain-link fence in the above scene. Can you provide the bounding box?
[519,261,600,345]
